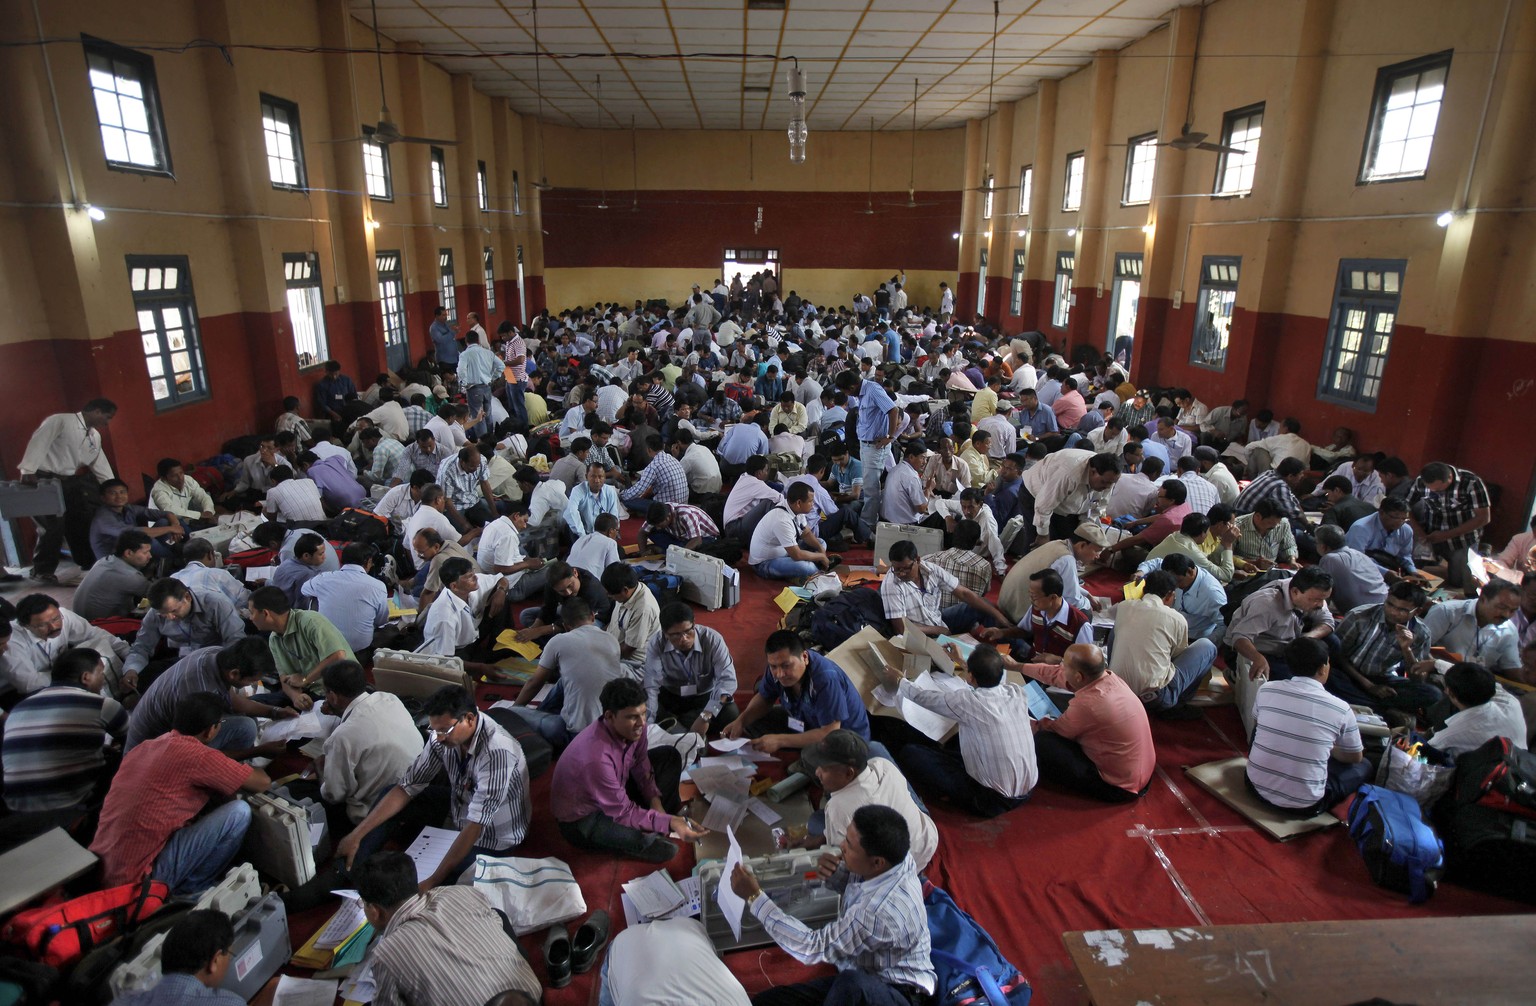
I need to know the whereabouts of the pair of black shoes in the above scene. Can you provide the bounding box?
[542,909,609,988]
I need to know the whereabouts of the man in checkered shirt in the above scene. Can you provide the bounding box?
[1406,461,1492,589]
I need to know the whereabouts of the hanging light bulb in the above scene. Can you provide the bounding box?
[786,62,807,164]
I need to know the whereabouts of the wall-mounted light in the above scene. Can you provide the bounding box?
[84,204,106,221]
[951,232,960,240]
[1066,227,1078,237]
[1016,230,1026,237]
[1142,223,1155,235]
[984,230,991,239]
[368,219,381,230]
[1436,211,1454,227]
[786,62,808,164]
[435,225,448,233]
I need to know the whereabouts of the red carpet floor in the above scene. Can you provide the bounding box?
[283,537,1531,1005]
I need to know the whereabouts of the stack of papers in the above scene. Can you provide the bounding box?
[291,895,373,971]
[701,794,748,831]
[899,670,967,742]
[338,960,375,1005]
[620,875,702,926]
[622,870,686,919]
[273,976,339,1006]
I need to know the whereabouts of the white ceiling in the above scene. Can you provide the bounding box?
[351,0,1177,131]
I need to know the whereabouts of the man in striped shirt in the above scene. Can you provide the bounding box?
[639,501,719,553]
[2,648,127,812]
[1232,458,1307,520]
[352,851,542,1006]
[619,434,689,508]
[337,685,530,889]
[1246,637,1368,813]
[732,804,935,1005]
[876,642,1036,818]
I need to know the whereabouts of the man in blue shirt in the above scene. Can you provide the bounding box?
[881,321,902,364]
[313,361,357,424]
[986,454,1026,532]
[1142,553,1227,645]
[429,306,459,367]
[837,371,900,544]
[1015,389,1059,438]
[1345,496,1419,577]
[720,630,870,755]
[113,909,244,1005]
[300,543,390,654]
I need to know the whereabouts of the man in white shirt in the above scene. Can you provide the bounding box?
[317,661,423,825]
[403,486,471,565]
[263,467,327,523]
[417,558,506,678]
[601,563,660,680]
[875,641,1036,817]
[748,484,836,581]
[1246,637,1368,813]
[976,406,1018,461]
[800,731,938,872]
[600,918,750,1006]
[670,431,722,495]
[1428,662,1528,756]
[881,443,930,525]
[568,515,622,579]
[723,458,784,541]
[1194,446,1241,505]
[476,510,548,602]
[17,400,118,578]
[1107,456,1164,518]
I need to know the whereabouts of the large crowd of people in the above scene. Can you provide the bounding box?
[3,271,1534,1005]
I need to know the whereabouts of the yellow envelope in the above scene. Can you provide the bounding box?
[494,628,543,660]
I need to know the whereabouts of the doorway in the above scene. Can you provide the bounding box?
[516,244,527,326]
[722,248,779,291]
[1107,252,1142,366]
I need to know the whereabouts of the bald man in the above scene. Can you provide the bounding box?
[1007,643,1154,802]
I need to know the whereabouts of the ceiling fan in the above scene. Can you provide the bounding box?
[578,76,613,209]
[1110,5,1244,157]
[328,0,455,147]
[885,80,943,209]
[530,0,554,192]
[855,118,877,215]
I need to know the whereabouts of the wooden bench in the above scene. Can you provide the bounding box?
[1064,915,1534,1005]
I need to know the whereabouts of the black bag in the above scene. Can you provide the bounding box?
[483,708,553,780]
[808,585,891,649]
[1447,735,1536,819]
[1435,801,1536,903]
[330,507,390,544]
[689,492,727,530]
[0,958,59,1006]
[695,537,744,567]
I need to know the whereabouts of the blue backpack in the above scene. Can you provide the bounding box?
[1347,784,1445,904]
[923,882,1032,1006]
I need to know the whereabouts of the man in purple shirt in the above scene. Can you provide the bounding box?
[299,450,363,513]
[550,678,707,863]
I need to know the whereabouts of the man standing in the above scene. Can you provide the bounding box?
[1407,461,1492,589]
[337,685,531,888]
[17,398,117,580]
[731,805,935,1006]
[429,306,459,367]
[551,678,704,863]
[1020,449,1121,550]
[837,370,901,544]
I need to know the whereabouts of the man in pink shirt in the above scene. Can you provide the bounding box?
[551,678,707,863]
[1051,377,1088,430]
[1010,643,1154,802]
[1100,479,1193,570]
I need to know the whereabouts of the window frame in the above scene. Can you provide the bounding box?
[126,255,209,410]
[1188,255,1242,371]
[477,160,490,212]
[1062,151,1085,212]
[1017,165,1032,217]
[82,35,173,177]
[439,248,457,323]
[1316,259,1408,410]
[430,146,448,207]
[484,246,497,315]
[376,250,407,359]
[1121,132,1158,206]
[1357,50,1453,185]
[282,252,328,370]
[361,126,393,200]
[1009,249,1027,316]
[1212,102,1264,198]
[1052,251,1075,329]
[259,93,307,192]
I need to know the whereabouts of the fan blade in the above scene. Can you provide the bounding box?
[1196,141,1246,156]
[321,136,368,144]
[397,136,459,146]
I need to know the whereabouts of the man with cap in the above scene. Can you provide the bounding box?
[998,522,1110,621]
[1115,389,1157,431]
[798,730,938,872]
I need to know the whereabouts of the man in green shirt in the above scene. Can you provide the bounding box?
[1141,512,1236,583]
[248,586,355,700]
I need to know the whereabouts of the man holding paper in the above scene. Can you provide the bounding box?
[874,642,1038,818]
[799,730,938,871]
[552,678,707,863]
[720,630,870,754]
[730,804,935,1006]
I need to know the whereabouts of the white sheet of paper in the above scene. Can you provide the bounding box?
[314,897,366,951]
[338,960,375,1003]
[716,826,747,941]
[622,870,686,919]
[308,822,324,847]
[273,975,340,1006]
[746,797,782,825]
[709,737,752,752]
[403,825,461,882]
[702,793,748,831]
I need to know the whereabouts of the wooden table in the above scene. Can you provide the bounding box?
[1064,915,1536,1005]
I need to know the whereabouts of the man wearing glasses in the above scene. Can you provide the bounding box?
[642,601,739,736]
[336,685,530,891]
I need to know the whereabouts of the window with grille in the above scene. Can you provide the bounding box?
[1017,165,1032,216]
[1010,250,1027,315]
[1360,51,1451,183]
[83,36,171,174]
[1318,260,1407,408]
[362,127,392,199]
[1190,256,1241,370]
[477,161,489,211]
[1052,252,1074,328]
[439,249,457,322]
[260,94,305,190]
[127,256,208,409]
[1214,104,1264,197]
[484,247,497,314]
[377,251,406,356]
[982,175,994,220]
[1062,152,1085,211]
[282,253,327,369]
[1122,133,1158,205]
[430,147,448,207]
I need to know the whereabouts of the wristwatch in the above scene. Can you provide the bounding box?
[699,710,714,722]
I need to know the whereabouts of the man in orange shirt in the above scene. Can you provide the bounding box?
[1008,643,1154,803]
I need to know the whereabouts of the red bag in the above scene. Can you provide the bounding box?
[226,546,278,569]
[1,877,169,968]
